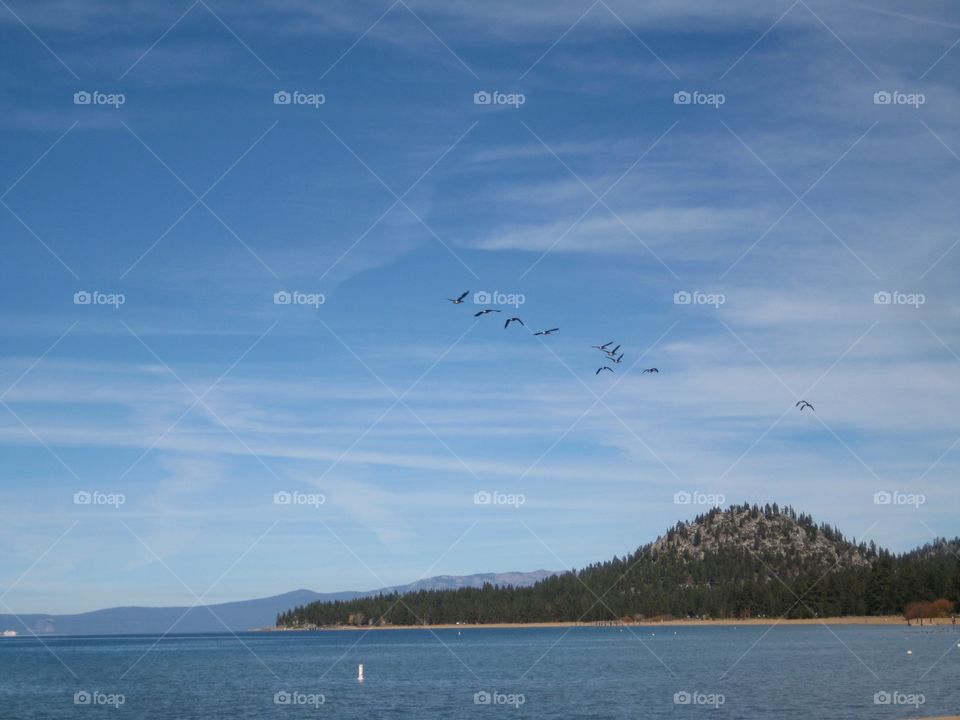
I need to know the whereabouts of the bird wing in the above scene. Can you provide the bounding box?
[457,291,469,301]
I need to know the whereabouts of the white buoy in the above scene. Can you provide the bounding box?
[358,663,365,681]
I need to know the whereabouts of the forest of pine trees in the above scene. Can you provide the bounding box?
[276,504,960,628]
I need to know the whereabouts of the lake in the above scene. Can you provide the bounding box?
[1,625,957,718]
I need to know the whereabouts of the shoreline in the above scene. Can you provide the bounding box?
[261,615,960,632]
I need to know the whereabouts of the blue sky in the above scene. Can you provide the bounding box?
[1,0,958,613]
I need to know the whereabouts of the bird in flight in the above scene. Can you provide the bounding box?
[611,354,624,364]
[796,400,814,412]
[596,366,614,375]
[474,309,502,317]
[642,368,659,374]
[504,317,525,329]
[447,291,469,304]
[604,344,621,357]
[534,328,559,336]
[591,342,613,351]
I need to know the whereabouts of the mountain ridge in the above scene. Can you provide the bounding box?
[0,571,557,636]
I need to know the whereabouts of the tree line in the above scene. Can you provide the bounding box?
[276,504,960,627]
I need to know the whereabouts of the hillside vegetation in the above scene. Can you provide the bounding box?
[277,504,959,627]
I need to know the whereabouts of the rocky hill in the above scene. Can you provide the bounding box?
[649,504,872,571]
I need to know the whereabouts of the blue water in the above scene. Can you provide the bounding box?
[1,625,958,718]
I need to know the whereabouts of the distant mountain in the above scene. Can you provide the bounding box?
[277,504,960,627]
[385,570,557,594]
[0,571,555,636]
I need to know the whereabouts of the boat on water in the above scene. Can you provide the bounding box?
[2,630,17,637]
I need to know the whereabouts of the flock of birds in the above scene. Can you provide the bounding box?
[447,290,815,413]
[447,291,658,381]
[589,340,657,377]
